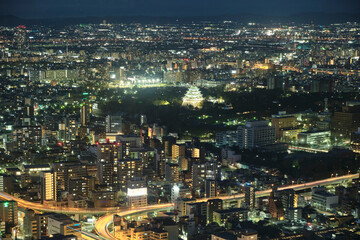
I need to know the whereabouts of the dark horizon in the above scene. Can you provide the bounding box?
[1,12,360,26]
[1,0,360,19]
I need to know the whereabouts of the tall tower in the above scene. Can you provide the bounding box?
[80,102,91,126]
[97,143,119,190]
[0,200,18,226]
[245,184,255,211]
[205,179,217,198]
[40,171,57,203]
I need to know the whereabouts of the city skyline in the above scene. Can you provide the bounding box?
[1,1,360,239]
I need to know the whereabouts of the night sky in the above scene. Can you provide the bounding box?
[1,0,360,19]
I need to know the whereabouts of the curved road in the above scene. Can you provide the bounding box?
[0,173,357,239]
[95,204,174,239]
[0,192,128,214]
[95,173,359,239]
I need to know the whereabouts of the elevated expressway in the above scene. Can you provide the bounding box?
[0,173,357,239]
[0,192,126,214]
[95,173,359,239]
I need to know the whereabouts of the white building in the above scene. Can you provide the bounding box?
[171,185,192,202]
[127,178,147,208]
[311,187,338,211]
[216,131,238,147]
[298,131,331,145]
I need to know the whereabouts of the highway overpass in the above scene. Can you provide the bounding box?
[0,173,357,239]
[95,173,359,239]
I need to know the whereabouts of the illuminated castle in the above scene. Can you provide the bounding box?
[182,86,204,109]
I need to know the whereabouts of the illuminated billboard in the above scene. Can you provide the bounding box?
[127,187,147,197]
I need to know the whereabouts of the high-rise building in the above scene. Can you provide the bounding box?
[333,105,360,137]
[80,102,91,126]
[171,144,185,162]
[23,209,37,240]
[351,128,360,153]
[106,115,122,133]
[186,202,207,226]
[11,126,42,152]
[52,162,68,194]
[311,187,338,211]
[64,118,77,143]
[278,189,297,209]
[91,190,116,208]
[174,198,196,217]
[129,147,155,169]
[245,184,255,211]
[20,173,31,188]
[269,191,285,220]
[116,135,143,148]
[97,143,119,189]
[68,177,89,199]
[0,200,18,226]
[285,207,302,222]
[53,162,87,194]
[237,121,275,149]
[207,199,223,223]
[119,141,131,160]
[36,213,52,239]
[179,157,189,171]
[162,136,176,157]
[271,115,299,141]
[64,163,87,191]
[40,171,57,203]
[155,149,166,180]
[205,179,217,198]
[118,159,142,191]
[0,174,13,192]
[192,161,217,189]
[191,147,201,158]
[165,163,180,182]
[216,131,238,147]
